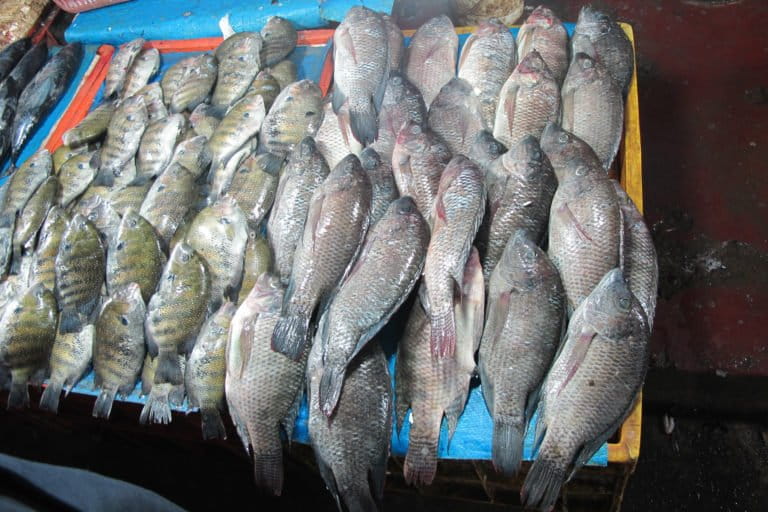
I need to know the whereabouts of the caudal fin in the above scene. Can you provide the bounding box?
[492,419,524,476]
[521,454,566,512]
[318,367,344,418]
[39,380,64,413]
[403,436,439,487]
[341,484,378,512]
[7,380,29,409]
[154,352,183,386]
[92,388,116,419]
[139,388,172,425]
[9,244,21,275]
[200,408,227,440]
[429,308,456,358]
[271,314,309,361]
[253,449,284,496]
[349,98,378,146]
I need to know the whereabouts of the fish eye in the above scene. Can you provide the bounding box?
[575,166,587,176]
[410,125,421,135]
[558,133,569,144]
[305,111,316,117]
[532,149,541,160]
[220,217,231,225]
[120,316,129,326]
[181,252,190,262]
[127,114,135,122]
[157,185,166,192]
[63,243,72,251]
[116,241,125,250]
[78,163,85,169]
[243,112,250,118]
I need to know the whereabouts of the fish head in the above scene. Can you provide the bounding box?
[121,38,146,53]
[504,135,549,180]
[585,268,644,340]
[109,282,146,323]
[515,50,553,85]
[396,121,430,154]
[476,19,507,36]
[118,95,149,128]
[571,33,597,59]
[213,195,246,231]
[469,130,507,169]
[359,147,382,171]
[577,6,614,39]
[568,53,601,86]
[244,272,284,313]
[170,241,198,266]
[540,123,602,180]
[499,230,552,286]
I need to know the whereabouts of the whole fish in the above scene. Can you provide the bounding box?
[52,143,89,174]
[272,154,372,361]
[227,152,280,228]
[391,121,452,221]
[382,14,404,71]
[428,77,486,157]
[467,130,507,173]
[186,301,235,439]
[404,15,458,107]
[315,196,428,416]
[308,340,391,511]
[57,152,97,207]
[0,282,57,408]
[207,93,266,170]
[315,100,356,170]
[54,214,105,333]
[260,16,297,66]
[259,79,322,158]
[245,70,281,111]
[137,113,185,178]
[423,156,486,357]
[397,249,483,486]
[479,136,557,283]
[62,100,116,148]
[517,6,569,85]
[105,38,145,98]
[121,48,160,99]
[237,231,272,305]
[28,206,69,291]
[542,123,621,313]
[11,43,83,163]
[458,19,517,127]
[266,59,297,90]
[0,78,19,165]
[160,55,196,105]
[39,324,95,414]
[11,175,58,274]
[212,32,262,111]
[108,175,153,216]
[479,231,564,476]
[75,194,121,251]
[134,82,167,123]
[139,162,197,247]
[523,269,648,511]
[267,137,329,284]
[493,50,560,148]
[0,37,31,81]
[170,53,217,113]
[360,147,398,225]
[226,274,306,494]
[94,95,148,187]
[332,6,389,145]
[185,196,248,311]
[189,103,220,139]
[370,72,426,163]
[106,208,166,303]
[7,43,47,95]
[92,283,146,419]
[167,135,211,180]
[562,53,624,170]
[573,6,634,94]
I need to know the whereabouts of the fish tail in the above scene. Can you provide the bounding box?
[318,366,344,418]
[92,388,116,419]
[341,484,378,512]
[7,379,29,409]
[139,389,172,425]
[200,408,227,440]
[252,448,284,496]
[8,244,21,275]
[520,452,566,511]
[154,352,183,386]
[58,308,83,334]
[492,418,525,476]
[92,168,115,187]
[39,380,64,413]
[349,97,378,146]
[403,435,439,487]
[271,313,309,361]
[429,307,456,358]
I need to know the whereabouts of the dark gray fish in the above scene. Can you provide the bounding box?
[260,16,297,66]
[360,147,398,225]
[467,130,506,173]
[517,6,569,85]
[0,37,31,81]
[0,78,19,165]
[8,42,47,95]
[427,77,486,157]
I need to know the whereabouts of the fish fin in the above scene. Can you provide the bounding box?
[77,293,99,317]
[520,452,566,511]
[39,380,64,413]
[444,388,469,441]
[58,308,83,334]
[477,358,494,415]
[139,388,172,425]
[253,448,284,496]
[349,97,378,146]
[533,410,548,455]
[429,304,456,358]
[218,13,235,39]
[227,399,251,454]
[281,386,304,443]
[404,429,439,487]
[200,407,227,440]
[502,85,519,137]
[369,441,389,503]
[394,370,411,435]
[154,351,184,386]
[331,85,347,115]
[492,418,525,476]
[555,329,596,398]
[92,388,116,419]
[8,244,21,275]
[373,68,389,115]
[482,290,510,357]
[318,366,345,418]
[341,485,378,512]
[7,378,29,409]
[271,313,309,361]
[314,451,343,511]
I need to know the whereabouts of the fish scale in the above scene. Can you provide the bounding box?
[62,100,116,148]
[404,15,458,107]
[237,231,272,305]
[39,324,94,413]
[208,93,266,171]
[360,147,398,225]
[517,6,569,85]
[96,95,148,186]
[227,152,280,229]
[371,72,427,163]
[29,206,69,291]
[134,82,167,123]
[428,77,487,157]
[259,80,323,158]
[315,100,357,170]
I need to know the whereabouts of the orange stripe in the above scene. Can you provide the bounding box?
[143,28,337,54]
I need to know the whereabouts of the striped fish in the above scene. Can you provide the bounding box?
[121,48,160,99]
[39,324,94,413]
[11,176,58,274]
[28,206,69,291]
[137,113,185,178]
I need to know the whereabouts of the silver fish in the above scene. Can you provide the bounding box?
[95,95,148,187]
[136,113,186,178]
[105,38,145,98]
[122,48,160,99]
[517,6,569,85]
[207,93,266,171]
[212,32,262,110]
[139,162,197,247]
[404,15,457,107]
[170,53,217,113]
[370,72,427,163]
[427,77,486,157]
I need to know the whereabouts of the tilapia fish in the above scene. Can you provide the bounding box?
[168,135,211,180]
[272,154,372,361]
[170,53,217,113]
[396,249,483,487]
[493,50,560,149]
[207,93,266,171]
[227,152,280,229]
[316,196,429,416]
[122,48,160,99]
[371,72,426,163]
[428,77,486,157]
[332,6,390,145]
[259,79,322,158]
[139,162,197,247]
[105,38,145,98]
[523,269,648,511]
[54,214,105,334]
[226,273,306,495]
[423,156,486,358]
[0,282,57,408]
[0,37,31,82]
[108,176,153,217]
[308,341,391,512]
[404,15,458,107]
[266,59,297,90]
[382,14,404,71]
[39,324,94,413]
[95,95,148,187]
[541,123,620,313]
[62,100,116,148]
[237,231,272,306]
[260,16,297,66]
[161,56,197,106]
[189,103,220,140]
[186,301,235,439]
[562,53,624,170]
[360,147,398,224]
[517,6,569,85]
[391,122,451,221]
[28,206,69,291]
[52,144,89,174]
[92,283,146,419]
[137,113,185,178]
[458,19,517,128]
[467,130,507,173]
[315,100,356,170]
[11,175,57,274]
[478,231,564,476]
[246,71,281,111]
[267,137,329,284]
[57,152,97,207]
[0,78,18,165]
[8,43,47,95]
[76,194,121,251]
[212,32,262,111]
[134,82,168,123]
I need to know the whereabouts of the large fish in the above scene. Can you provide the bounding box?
[467,130,507,173]
[237,231,272,305]
[56,151,97,208]
[427,77,486,157]
[0,78,19,165]
[423,156,486,357]
[139,162,197,247]
[226,273,306,495]
[11,175,57,274]
[382,14,403,71]
[272,154,372,361]
[259,79,322,158]
[404,15,458,107]
[7,43,47,96]
[94,95,148,187]
[212,32,262,111]
[226,152,280,229]
[360,147,398,225]
[136,113,186,178]
[522,269,648,511]
[260,16,297,66]
[0,37,31,81]
[105,38,145,98]
[315,196,429,416]
[370,72,426,163]
[207,93,266,171]
[39,324,95,414]
[62,100,116,148]
[169,53,217,113]
[517,6,569,85]
[28,206,69,291]
[121,47,160,99]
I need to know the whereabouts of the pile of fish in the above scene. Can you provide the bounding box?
[0,5,657,511]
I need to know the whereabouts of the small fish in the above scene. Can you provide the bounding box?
[404,15,458,107]
[105,38,145,98]
[137,113,186,178]
[160,55,197,106]
[189,103,221,139]
[370,72,427,163]
[207,93,266,171]
[245,70,281,112]
[212,32,262,111]
[467,130,507,173]
[39,324,95,414]
[170,53,217,113]
[28,206,70,291]
[95,95,148,187]
[167,135,211,180]
[133,82,168,123]
[108,175,153,216]
[259,79,322,158]
[517,6,569,85]
[139,162,197,247]
[122,47,160,99]
[57,152,97,208]
[227,152,280,229]
[11,176,58,274]
[428,77,486,157]
[237,231,272,305]
[52,144,89,174]
[260,16,297,67]
[62,100,117,148]
[75,194,121,251]
[0,37,31,82]
[359,147,397,225]
[266,59,297,90]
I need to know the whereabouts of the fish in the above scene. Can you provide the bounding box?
[266,137,329,284]
[170,53,217,113]
[212,32,262,111]
[315,196,428,417]
[315,100,357,170]
[54,214,105,333]
[479,136,557,284]
[52,143,89,174]
[259,79,322,158]
[225,273,306,495]
[423,155,486,357]
[10,43,83,164]
[139,353,185,405]
[391,121,452,223]
[0,37,31,81]
[260,16,297,67]
[370,72,427,163]
[56,152,97,208]
[164,137,209,182]
[92,282,146,419]
[62,100,116,148]
[185,195,248,311]
[467,130,507,173]
[207,137,255,202]
[382,14,404,71]
[207,93,266,171]
[137,113,186,178]
[266,59,297,90]
[94,95,148,187]
[359,147,397,225]
[160,56,197,106]
[0,282,58,408]
[517,6,569,85]
[272,154,372,361]
[72,183,110,214]
[108,175,153,216]
[11,175,58,274]
[38,324,95,413]
[75,194,121,251]
[397,249,483,486]
[522,269,648,511]
[186,301,235,439]
[561,52,624,170]
[121,47,160,99]
[427,77,486,157]
[0,78,19,165]
[0,276,22,316]
[332,6,390,145]
[189,103,220,139]
[28,206,69,291]
[227,152,280,229]
[105,38,145,98]
[478,231,564,476]
[493,50,560,149]
[457,19,517,128]
[404,15,458,107]
[245,71,281,111]
[573,6,635,94]
[7,43,47,95]
[308,340,391,511]
[133,82,168,123]
[139,162,197,247]
[237,231,272,305]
